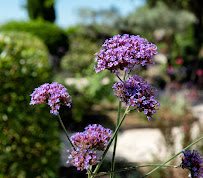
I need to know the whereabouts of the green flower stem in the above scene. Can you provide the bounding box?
[94,164,178,176]
[110,100,122,178]
[91,106,130,178]
[116,74,123,83]
[57,114,76,151]
[143,136,203,178]
[88,166,93,178]
[111,73,126,178]
[57,114,93,175]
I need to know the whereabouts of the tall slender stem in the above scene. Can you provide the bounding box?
[57,114,76,151]
[91,106,130,178]
[116,74,123,83]
[143,137,203,178]
[111,72,127,178]
[94,164,178,176]
[110,100,122,178]
[88,166,93,178]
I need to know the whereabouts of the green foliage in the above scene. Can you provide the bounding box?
[0,20,68,56]
[0,31,60,177]
[63,25,117,76]
[78,7,120,26]
[147,0,203,14]
[172,25,197,61]
[58,26,117,122]
[54,64,115,124]
[61,32,100,76]
[158,93,188,116]
[72,65,115,122]
[25,0,55,22]
[118,2,195,40]
[147,0,203,54]
[83,63,115,103]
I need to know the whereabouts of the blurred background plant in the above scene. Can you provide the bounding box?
[0,0,202,177]
[0,31,60,177]
[25,0,56,22]
[0,20,68,72]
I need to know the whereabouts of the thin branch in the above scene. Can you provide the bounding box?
[116,74,123,82]
[143,137,203,178]
[91,106,130,177]
[57,114,76,151]
[94,164,178,176]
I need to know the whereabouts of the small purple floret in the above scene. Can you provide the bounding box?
[113,75,159,120]
[94,34,158,73]
[180,150,203,178]
[67,148,100,171]
[67,124,112,171]
[71,124,112,151]
[30,82,72,115]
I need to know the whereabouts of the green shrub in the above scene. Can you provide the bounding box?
[0,20,68,57]
[61,34,99,76]
[0,31,60,177]
[62,25,116,76]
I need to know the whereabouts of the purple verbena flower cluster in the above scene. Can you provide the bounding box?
[94,34,158,73]
[113,75,159,120]
[30,82,72,115]
[67,124,112,170]
[180,150,203,178]
[71,124,112,151]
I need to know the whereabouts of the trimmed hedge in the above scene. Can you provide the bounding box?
[0,31,60,177]
[0,20,68,57]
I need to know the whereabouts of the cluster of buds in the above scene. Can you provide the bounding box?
[67,124,112,170]
[113,75,159,120]
[94,34,158,73]
[67,148,100,171]
[71,124,112,151]
[180,150,203,178]
[30,82,72,115]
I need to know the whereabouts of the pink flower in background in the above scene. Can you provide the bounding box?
[167,65,174,74]
[175,58,184,65]
[196,69,203,76]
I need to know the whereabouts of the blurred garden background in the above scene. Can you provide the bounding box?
[0,0,202,177]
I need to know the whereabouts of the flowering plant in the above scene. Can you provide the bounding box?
[30,34,202,178]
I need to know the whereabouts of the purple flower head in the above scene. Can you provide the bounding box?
[113,75,159,120]
[71,124,112,151]
[94,34,158,73]
[180,150,203,178]
[67,124,112,170]
[67,148,100,171]
[30,82,72,115]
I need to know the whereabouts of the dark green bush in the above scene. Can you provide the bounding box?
[0,20,68,57]
[62,25,116,76]
[61,34,99,76]
[0,31,60,177]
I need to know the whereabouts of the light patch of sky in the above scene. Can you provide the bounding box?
[0,0,145,28]
[56,0,146,28]
[0,0,28,25]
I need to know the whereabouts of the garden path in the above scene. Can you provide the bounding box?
[60,96,203,166]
